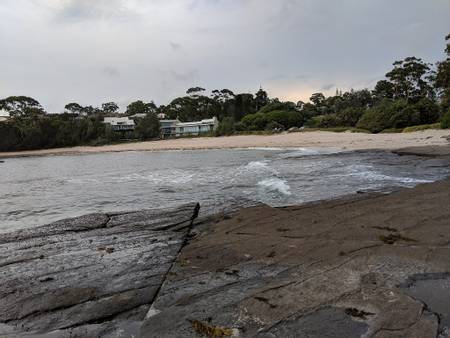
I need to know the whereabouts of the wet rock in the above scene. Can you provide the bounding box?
[0,203,199,337]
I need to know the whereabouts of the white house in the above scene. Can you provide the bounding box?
[103,117,135,131]
[159,117,219,138]
[0,109,9,122]
[174,117,218,137]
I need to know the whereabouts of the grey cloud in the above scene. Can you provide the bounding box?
[101,67,120,77]
[321,84,335,91]
[0,0,449,111]
[170,69,199,83]
[170,42,182,51]
[52,0,137,22]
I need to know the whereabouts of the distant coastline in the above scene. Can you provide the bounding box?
[0,129,449,159]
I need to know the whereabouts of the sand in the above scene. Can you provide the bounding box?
[1,129,449,158]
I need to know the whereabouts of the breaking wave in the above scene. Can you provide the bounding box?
[258,178,292,195]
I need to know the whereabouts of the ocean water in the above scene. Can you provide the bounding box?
[0,148,448,233]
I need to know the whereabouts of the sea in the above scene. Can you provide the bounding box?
[0,147,449,233]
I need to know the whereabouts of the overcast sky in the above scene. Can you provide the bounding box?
[0,0,449,112]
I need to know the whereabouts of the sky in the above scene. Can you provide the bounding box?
[0,0,449,112]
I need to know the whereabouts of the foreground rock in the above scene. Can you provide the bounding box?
[142,180,450,337]
[0,204,200,337]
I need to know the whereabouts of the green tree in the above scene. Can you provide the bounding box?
[126,100,157,116]
[385,57,434,101]
[0,96,45,117]
[101,102,119,115]
[134,113,160,140]
[373,80,395,100]
[64,102,85,115]
[254,87,269,110]
[436,34,450,109]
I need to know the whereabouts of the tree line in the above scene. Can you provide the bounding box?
[1,33,449,152]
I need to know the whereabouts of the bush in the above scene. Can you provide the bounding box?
[336,107,364,127]
[414,98,440,125]
[306,114,340,128]
[215,117,235,136]
[240,110,303,131]
[403,123,441,133]
[356,99,418,133]
[441,110,450,129]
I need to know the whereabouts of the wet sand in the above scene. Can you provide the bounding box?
[0,129,449,159]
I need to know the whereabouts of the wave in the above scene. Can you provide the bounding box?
[346,169,434,184]
[258,178,292,195]
[279,147,343,159]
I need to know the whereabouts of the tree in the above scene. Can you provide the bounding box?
[385,57,434,101]
[436,33,450,109]
[134,113,160,140]
[254,87,269,110]
[373,80,395,100]
[0,96,44,118]
[186,87,205,97]
[101,102,119,115]
[125,100,157,116]
[65,102,85,115]
[310,93,326,106]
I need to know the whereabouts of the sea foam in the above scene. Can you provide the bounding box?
[258,178,292,195]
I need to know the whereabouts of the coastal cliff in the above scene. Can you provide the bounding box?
[1,147,449,338]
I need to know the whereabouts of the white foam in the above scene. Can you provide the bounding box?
[279,147,342,159]
[258,178,292,195]
[245,160,270,170]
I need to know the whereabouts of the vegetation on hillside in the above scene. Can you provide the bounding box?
[1,33,449,152]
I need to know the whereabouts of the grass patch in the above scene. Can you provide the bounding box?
[380,128,404,133]
[302,127,370,133]
[403,123,441,133]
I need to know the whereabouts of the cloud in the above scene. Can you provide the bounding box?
[50,0,139,23]
[101,67,120,77]
[170,42,182,51]
[0,0,449,111]
[321,83,335,91]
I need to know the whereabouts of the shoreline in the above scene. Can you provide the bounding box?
[1,129,449,159]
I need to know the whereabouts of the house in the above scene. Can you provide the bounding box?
[159,117,219,138]
[160,119,180,139]
[103,117,135,131]
[0,109,9,122]
[174,117,218,137]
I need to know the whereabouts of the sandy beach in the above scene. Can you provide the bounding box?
[1,129,450,159]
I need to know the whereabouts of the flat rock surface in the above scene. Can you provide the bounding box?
[0,204,199,337]
[142,177,450,338]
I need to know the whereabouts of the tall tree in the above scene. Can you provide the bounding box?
[373,80,395,100]
[125,100,157,116]
[254,87,269,110]
[385,57,434,101]
[0,96,44,118]
[64,103,85,115]
[436,34,450,109]
[101,102,119,115]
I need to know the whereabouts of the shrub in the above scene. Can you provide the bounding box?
[336,107,364,127]
[215,117,235,136]
[240,110,303,131]
[414,98,440,125]
[388,106,420,129]
[357,99,415,133]
[403,123,441,133]
[306,114,340,128]
[441,109,450,129]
